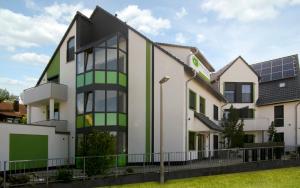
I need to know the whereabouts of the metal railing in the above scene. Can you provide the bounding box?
[0,145,299,187]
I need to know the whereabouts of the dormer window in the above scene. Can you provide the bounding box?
[67,37,75,62]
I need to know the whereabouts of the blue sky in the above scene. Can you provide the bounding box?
[1,0,300,95]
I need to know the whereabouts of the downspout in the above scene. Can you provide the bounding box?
[185,70,197,158]
[295,101,300,146]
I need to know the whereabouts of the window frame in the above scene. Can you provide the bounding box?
[213,105,219,121]
[189,90,196,111]
[224,82,253,103]
[67,36,75,62]
[274,105,284,127]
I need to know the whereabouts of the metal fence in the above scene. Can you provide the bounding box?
[0,145,299,187]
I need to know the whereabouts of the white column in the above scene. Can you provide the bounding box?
[27,105,31,124]
[49,98,55,120]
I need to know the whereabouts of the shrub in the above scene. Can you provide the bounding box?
[56,169,73,182]
[126,168,134,174]
[8,175,30,184]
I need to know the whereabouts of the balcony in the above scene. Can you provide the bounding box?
[32,120,68,133]
[22,82,68,106]
[243,117,270,131]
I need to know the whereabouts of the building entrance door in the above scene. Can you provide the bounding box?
[198,134,205,159]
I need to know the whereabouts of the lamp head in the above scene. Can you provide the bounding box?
[159,76,170,84]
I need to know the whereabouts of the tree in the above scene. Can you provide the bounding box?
[0,89,9,102]
[222,105,245,148]
[79,130,116,176]
[267,121,277,142]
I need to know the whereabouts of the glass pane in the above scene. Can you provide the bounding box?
[118,50,126,73]
[77,53,84,74]
[107,49,117,70]
[95,48,105,70]
[107,35,117,48]
[107,90,117,112]
[224,91,235,103]
[119,35,127,51]
[77,93,84,114]
[95,90,105,112]
[118,91,127,113]
[85,114,93,127]
[117,132,127,153]
[242,85,251,93]
[85,52,93,71]
[85,92,93,113]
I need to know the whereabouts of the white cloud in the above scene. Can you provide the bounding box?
[175,33,187,44]
[0,3,92,50]
[196,33,206,43]
[201,0,300,22]
[11,52,49,66]
[116,5,171,35]
[176,7,188,19]
[0,76,37,95]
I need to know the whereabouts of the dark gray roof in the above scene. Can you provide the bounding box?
[194,112,224,132]
[254,55,300,106]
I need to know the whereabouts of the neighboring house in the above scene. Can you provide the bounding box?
[0,101,26,123]
[211,55,300,146]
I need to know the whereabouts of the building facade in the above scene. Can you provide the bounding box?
[17,5,300,163]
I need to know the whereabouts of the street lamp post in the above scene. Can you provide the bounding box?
[159,76,170,184]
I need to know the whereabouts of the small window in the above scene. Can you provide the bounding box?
[106,90,117,112]
[189,90,196,110]
[85,92,93,113]
[77,93,84,114]
[274,105,284,127]
[213,105,219,120]
[189,132,196,150]
[67,37,75,62]
[76,53,84,74]
[94,90,105,112]
[241,84,252,103]
[224,83,235,103]
[199,96,206,114]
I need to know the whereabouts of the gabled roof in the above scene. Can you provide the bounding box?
[194,112,224,132]
[0,102,26,117]
[211,56,260,82]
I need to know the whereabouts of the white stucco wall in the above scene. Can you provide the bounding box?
[153,46,186,153]
[30,105,47,123]
[128,30,147,154]
[0,123,68,170]
[59,21,76,158]
[157,44,191,65]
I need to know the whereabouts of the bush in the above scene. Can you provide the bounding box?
[8,175,30,184]
[56,169,73,182]
[0,176,3,186]
[126,168,134,174]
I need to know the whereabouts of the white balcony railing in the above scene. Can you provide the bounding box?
[32,120,68,133]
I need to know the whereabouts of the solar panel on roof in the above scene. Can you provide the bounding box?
[251,55,297,82]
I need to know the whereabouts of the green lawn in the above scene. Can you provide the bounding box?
[105,167,300,188]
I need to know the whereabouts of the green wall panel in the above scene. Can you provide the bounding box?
[85,114,93,127]
[95,71,105,83]
[85,72,93,85]
[107,71,117,84]
[107,113,117,125]
[9,134,48,169]
[95,113,105,126]
[77,75,84,88]
[119,73,127,87]
[76,115,84,128]
[119,113,127,126]
[47,51,60,79]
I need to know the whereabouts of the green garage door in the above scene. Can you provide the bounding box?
[9,134,48,169]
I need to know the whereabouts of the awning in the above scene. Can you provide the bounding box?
[194,112,224,132]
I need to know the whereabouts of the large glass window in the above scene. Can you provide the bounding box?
[77,93,84,114]
[119,35,127,52]
[242,84,252,103]
[118,50,127,73]
[85,51,93,71]
[274,105,284,127]
[95,48,105,70]
[107,49,117,70]
[67,37,75,62]
[95,90,105,112]
[106,90,117,112]
[107,35,117,48]
[189,90,196,110]
[85,92,93,113]
[224,83,235,103]
[118,91,127,113]
[77,53,84,74]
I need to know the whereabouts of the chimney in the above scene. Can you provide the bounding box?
[13,100,19,112]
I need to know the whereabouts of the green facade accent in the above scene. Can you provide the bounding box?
[10,134,48,169]
[76,115,84,128]
[107,113,117,125]
[145,41,151,158]
[119,73,127,87]
[47,51,60,79]
[95,71,105,83]
[95,113,105,126]
[85,72,93,85]
[117,154,127,166]
[107,71,117,84]
[119,113,127,126]
[198,71,210,82]
[77,75,84,88]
